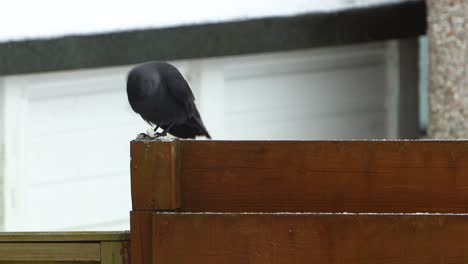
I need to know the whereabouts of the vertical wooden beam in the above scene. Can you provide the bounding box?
[130,211,153,264]
[101,241,129,264]
[427,0,468,138]
[130,140,180,210]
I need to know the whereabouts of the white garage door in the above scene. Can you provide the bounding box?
[198,42,414,140]
[0,41,417,231]
[1,67,139,231]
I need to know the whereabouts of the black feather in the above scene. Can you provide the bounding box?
[127,62,211,139]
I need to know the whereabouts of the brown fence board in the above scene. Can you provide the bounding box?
[0,232,130,264]
[130,211,153,264]
[131,140,468,213]
[152,212,468,264]
[0,242,100,262]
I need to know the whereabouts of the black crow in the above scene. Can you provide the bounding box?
[127,62,211,139]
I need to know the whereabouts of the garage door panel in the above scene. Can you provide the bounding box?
[225,65,386,114]
[16,174,130,231]
[226,112,386,140]
[28,91,138,136]
[25,124,138,185]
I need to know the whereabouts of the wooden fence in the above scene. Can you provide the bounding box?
[130,140,468,263]
[0,231,129,263]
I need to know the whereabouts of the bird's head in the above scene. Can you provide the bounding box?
[127,66,161,99]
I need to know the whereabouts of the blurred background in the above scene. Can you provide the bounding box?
[0,0,427,231]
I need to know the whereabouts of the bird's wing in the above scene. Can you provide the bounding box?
[143,118,154,127]
[165,69,195,105]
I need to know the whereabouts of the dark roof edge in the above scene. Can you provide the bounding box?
[0,1,426,75]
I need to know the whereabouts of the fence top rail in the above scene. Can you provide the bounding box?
[130,139,468,213]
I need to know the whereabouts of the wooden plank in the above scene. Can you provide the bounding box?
[0,242,100,261]
[130,140,468,212]
[131,140,180,210]
[175,140,468,213]
[152,212,468,264]
[0,231,130,242]
[130,211,153,264]
[101,241,129,264]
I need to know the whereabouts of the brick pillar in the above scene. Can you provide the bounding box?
[427,0,468,138]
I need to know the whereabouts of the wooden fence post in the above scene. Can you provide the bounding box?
[130,140,180,210]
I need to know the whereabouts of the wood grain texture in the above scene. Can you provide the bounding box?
[131,140,180,210]
[101,241,129,264]
[152,213,468,264]
[0,243,100,261]
[176,140,468,213]
[130,140,468,212]
[130,211,153,264]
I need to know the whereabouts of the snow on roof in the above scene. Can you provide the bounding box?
[1,0,417,43]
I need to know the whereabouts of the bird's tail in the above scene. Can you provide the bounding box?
[192,106,211,138]
[192,115,211,139]
[167,105,210,139]
[167,105,211,139]
[167,118,211,139]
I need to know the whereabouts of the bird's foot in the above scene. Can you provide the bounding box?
[155,131,168,137]
[135,131,175,142]
[146,128,157,137]
[136,133,152,140]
